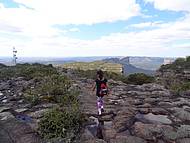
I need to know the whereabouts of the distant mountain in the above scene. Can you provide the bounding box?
[0,56,176,71]
[103,57,155,75]
[103,56,176,71]
[0,56,122,65]
[122,64,155,75]
[129,56,176,70]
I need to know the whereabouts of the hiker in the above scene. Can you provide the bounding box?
[92,70,109,115]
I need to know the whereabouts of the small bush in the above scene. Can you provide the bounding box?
[39,108,84,141]
[39,74,71,97]
[56,91,79,107]
[171,82,190,95]
[24,74,71,105]
[174,58,186,65]
[186,56,190,62]
[24,94,41,106]
[126,73,155,85]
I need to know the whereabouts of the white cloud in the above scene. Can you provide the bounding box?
[0,0,190,57]
[130,21,163,28]
[12,0,140,25]
[0,0,140,39]
[69,28,80,32]
[3,14,189,57]
[1,14,190,57]
[144,0,190,12]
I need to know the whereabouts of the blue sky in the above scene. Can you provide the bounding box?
[54,0,185,40]
[0,0,190,57]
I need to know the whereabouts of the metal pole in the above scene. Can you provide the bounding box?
[13,47,17,65]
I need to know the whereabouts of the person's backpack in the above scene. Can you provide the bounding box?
[99,81,108,96]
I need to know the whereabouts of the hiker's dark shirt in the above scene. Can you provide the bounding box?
[95,78,107,97]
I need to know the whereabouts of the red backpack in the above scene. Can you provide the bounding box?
[99,82,108,96]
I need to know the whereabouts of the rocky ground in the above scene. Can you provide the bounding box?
[0,77,58,143]
[78,78,190,143]
[0,74,190,143]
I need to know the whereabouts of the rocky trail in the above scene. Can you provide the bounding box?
[77,78,190,143]
[0,75,190,143]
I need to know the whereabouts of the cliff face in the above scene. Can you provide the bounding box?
[103,57,155,75]
[156,57,190,97]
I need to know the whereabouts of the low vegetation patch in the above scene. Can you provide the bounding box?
[0,63,57,80]
[60,61,122,73]
[0,63,84,141]
[160,56,190,71]
[70,69,154,85]
[158,56,190,94]
[38,88,83,141]
[126,73,155,85]
[39,107,84,141]
[171,82,190,95]
[24,74,72,106]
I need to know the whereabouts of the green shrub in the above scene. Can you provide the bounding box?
[174,58,186,65]
[171,82,190,95]
[158,56,190,90]
[159,56,190,71]
[39,108,84,141]
[39,74,71,96]
[24,94,41,106]
[24,74,71,105]
[56,91,79,107]
[186,56,190,62]
[16,64,58,80]
[0,63,58,80]
[126,73,155,85]
[71,69,154,85]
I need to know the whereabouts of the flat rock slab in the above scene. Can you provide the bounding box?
[0,118,42,143]
[171,107,190,122]
[0,106,10,113]
[177,138,190,143]
[143,113,172,124]
[0,112,15,120]
[110,135,147,143]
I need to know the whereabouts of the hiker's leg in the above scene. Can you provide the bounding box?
[100,97,104,113]
[100,97,104,109]
[97,97,101,108]
[97,97,102,115]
